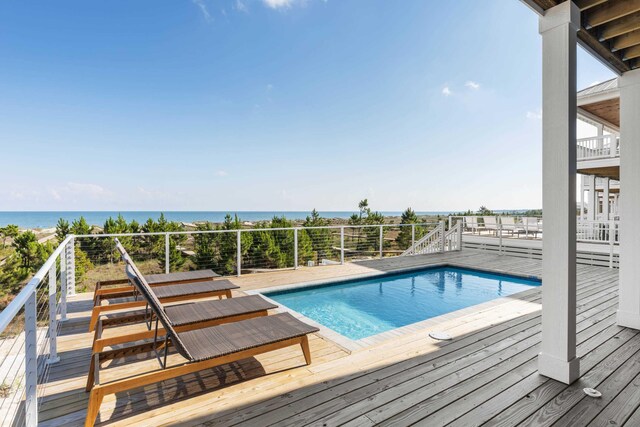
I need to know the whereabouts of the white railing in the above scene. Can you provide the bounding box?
[0,236,75,427]
[73,223,443,280]
[401,222,443,255]
[450,215,619,244]
[450,215,544,239]
[577,135,619,160]
[400,221,462,256]
[444,221,463,252]
[577,220,619,244]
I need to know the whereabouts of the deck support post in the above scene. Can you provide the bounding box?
[603,178,610,221]
[237,230,242,277]
[579,175,585,219]
[617,68,640,329]
[537,1,580,385]
[66,237,75,297]
[587,175,596,221]
[165,233,170,274]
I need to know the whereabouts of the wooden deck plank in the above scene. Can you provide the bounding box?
[33,251,638,427]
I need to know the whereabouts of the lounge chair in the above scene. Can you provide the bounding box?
[523,217,542,238]
[89,244,239,332]
[500,216,524,237]
[89,277,240,332]
[92,241,276,335]
[464,216,480,234]
[482,216,499,235]
[93,268,220,306]
[85,242,319,427]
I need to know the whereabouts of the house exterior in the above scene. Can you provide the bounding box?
[577,79,621,221]
[523,0,640,384]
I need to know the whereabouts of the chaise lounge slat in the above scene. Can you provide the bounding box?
[145,269,219,285]
[178,312,318,362]
[152,279,239,299]
[164,295,276,327]
[97,294,275,330]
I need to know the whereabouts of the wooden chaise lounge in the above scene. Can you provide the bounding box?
[89,252,239,332]
[93,268,220,305]
[85,242,318,427]
[89,278,240,331]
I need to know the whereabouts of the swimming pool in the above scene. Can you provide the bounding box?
[264,267,540,340]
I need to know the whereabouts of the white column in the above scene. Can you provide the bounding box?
[588,175,596,220]
[538,1,580,384]
[603,178,610,221]
[617,68,640,329]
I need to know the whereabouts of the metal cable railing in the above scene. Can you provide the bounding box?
[72,223,444,283]
[0,236,74,427]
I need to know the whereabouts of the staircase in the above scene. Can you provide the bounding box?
[401,221,462,256]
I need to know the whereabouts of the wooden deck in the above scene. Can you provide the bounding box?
[38,250,640,427]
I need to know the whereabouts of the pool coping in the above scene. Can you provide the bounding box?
[246,263,542,353]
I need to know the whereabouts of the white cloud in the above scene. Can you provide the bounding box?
[66,182,109,198]
[465,81,480,90]
[215,170,229,177]
[235,0,249,13]
[192,0,212,22]
[526,109,542,120]
[263,0,295,9]
[49,189,62,200]
[266,83,274,91]
[442,86,452,96]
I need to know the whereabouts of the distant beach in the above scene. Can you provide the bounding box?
[0,211,459,229]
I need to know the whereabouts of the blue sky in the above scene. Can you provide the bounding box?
[0,0,616,212]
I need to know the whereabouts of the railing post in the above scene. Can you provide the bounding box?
[47,261,60,364]
[60,243,68,322]
[165,233,170,274]
[237,230,242,277]
[340,226,345,264]
[448,216,452,230]
[457,221,463,251]
[294,228,299,269]
[440,221,445,253]
[65,237,75,296]
[499,223,503,255]
[411,224,416,255]
[609,219,615,268]
[25,290,38,427]
[379,225,383,259]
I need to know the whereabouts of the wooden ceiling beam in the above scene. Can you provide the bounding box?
[611,29,640,51]
[624,44,640,61]
[599,11,640,40]
[574,0,608,11]
[579,29,630,73]
[585,0,640,28]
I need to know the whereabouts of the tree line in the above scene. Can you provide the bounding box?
[0,201,437,300]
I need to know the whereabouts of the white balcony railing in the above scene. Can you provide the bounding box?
[577,135,619,161]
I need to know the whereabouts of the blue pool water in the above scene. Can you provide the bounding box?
[265,267,540,340]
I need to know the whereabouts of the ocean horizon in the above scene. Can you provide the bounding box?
[0,210,459,229]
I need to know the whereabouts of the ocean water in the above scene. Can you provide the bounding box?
[265,267,540,340]
[0,211,455,229]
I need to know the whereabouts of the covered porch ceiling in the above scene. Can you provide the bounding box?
[577,78,620,128]
[525,0,640,74]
